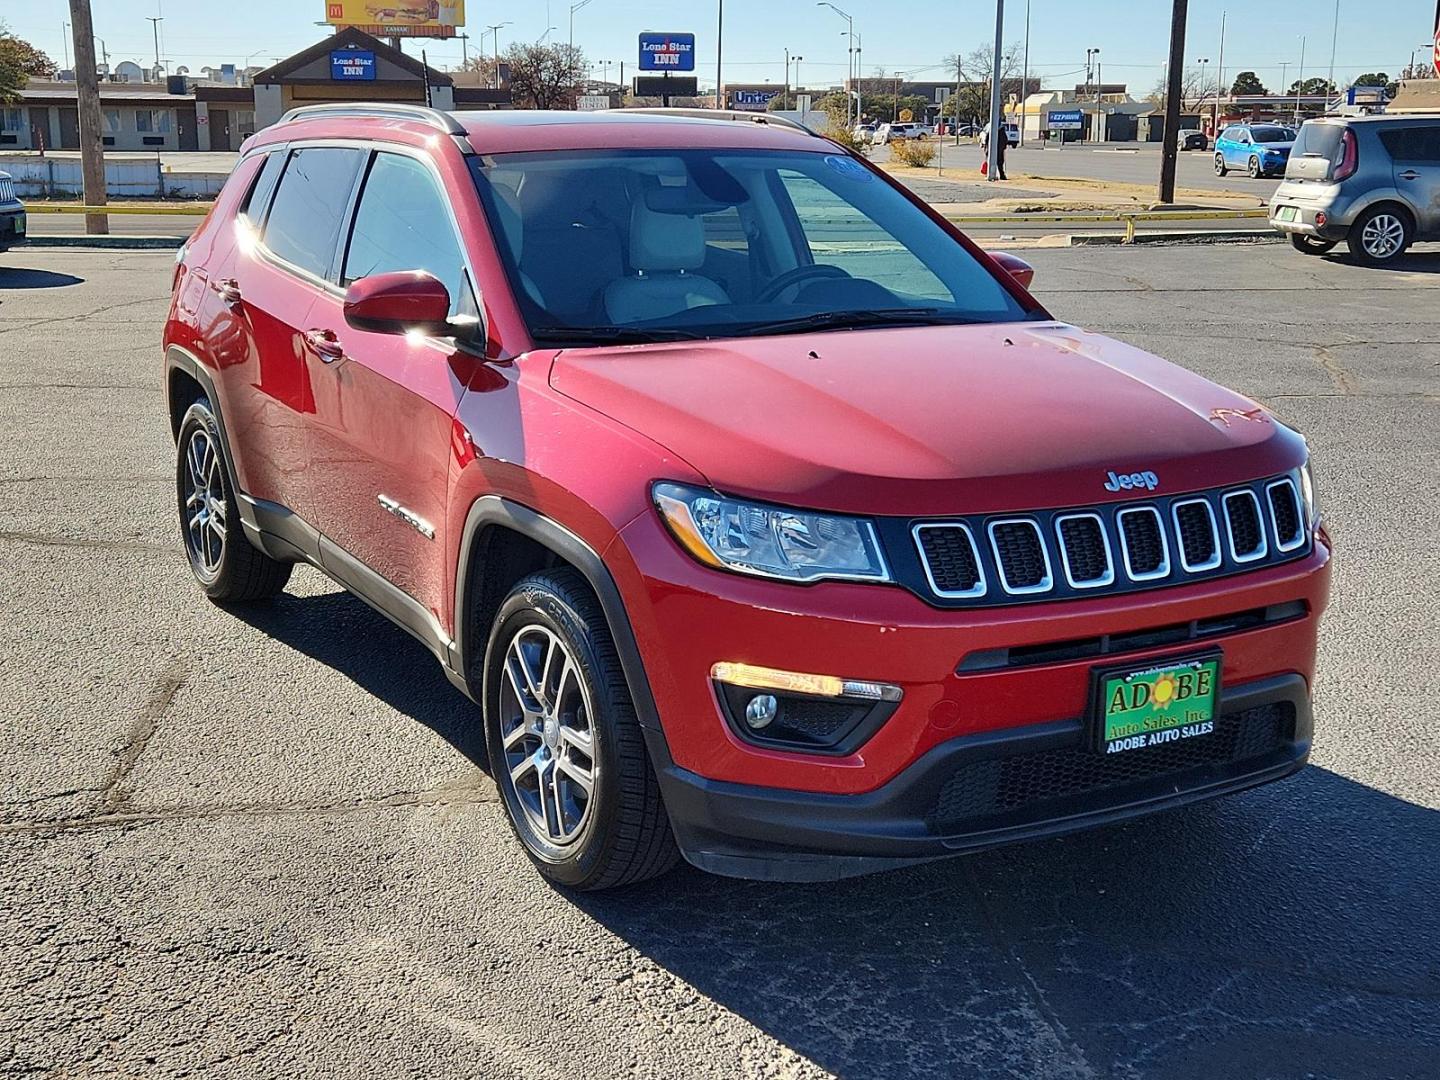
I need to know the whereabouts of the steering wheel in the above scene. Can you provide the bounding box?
[755,264,852,304]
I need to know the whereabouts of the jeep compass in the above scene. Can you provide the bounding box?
[163,105,1330,888]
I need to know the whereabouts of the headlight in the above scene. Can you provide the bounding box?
[1299,456,1318,531]
[653,482,891,583]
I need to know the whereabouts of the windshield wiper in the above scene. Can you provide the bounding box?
[531,325,707,345]
[735,308,982,337]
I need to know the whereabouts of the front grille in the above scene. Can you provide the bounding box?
[907,472,1311,607]
[930,703,1292,830]
[0,177,13,203]
[914,524,984,596]
[990,520,1050,592]
[1223,490,1266,561]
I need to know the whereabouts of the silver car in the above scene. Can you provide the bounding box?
[1270,116,1440,264]
[0,170,25,253]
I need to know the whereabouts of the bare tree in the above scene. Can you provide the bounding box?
[503,41,587,110]
[1149,66,1211,111]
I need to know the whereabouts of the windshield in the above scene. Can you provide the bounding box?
[469,148,1034,345]
[1252,128,1291,143]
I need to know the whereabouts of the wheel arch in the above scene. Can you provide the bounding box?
[164,345,245,509]
[453,497,670,752]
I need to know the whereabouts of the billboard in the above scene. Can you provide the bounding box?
[638,32,696,72]
[633,75,698,98]
[331,49,377,80]
[731,87,781,110]
[324,1,465,37]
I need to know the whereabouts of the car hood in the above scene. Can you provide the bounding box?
[1259,141,1295,152]
[548,322,1305,517]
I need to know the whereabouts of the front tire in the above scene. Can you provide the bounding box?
[1248,155,1262,179]
[1347,206,1412,265]
[484,569,679,890]
[1214,153,1228,176]
[175,399,291,601]
[1290,234,1337,255]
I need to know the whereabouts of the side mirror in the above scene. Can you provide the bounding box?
[343,271,452,336]
[990,251,1035,290]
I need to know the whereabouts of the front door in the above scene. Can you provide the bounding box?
[177,106,198,150]
[58,108,79,149]
[1385,123,1440,237]
[298,149,476,620]
[210,109,231,152]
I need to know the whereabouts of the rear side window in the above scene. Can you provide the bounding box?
[263,147,364,279]
[342,151,466,314]
[238,151,284,227]
[1379,125,1440,162]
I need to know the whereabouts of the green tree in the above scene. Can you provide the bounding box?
[1287,77,1337,97]
[1230,70,1267,96]
[0,24,57,103]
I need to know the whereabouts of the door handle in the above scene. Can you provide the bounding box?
[303,328,345,364]
[1398,170,1421,181]
[209,277,242,305]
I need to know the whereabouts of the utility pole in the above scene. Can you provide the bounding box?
[147,17,163,78]
[1326,0,1339,102]
[1214,10,1226,136]
[986,0,1004,181]
[1020,0,1031,146]
[716,0,725,108]
[458,32,468,67]
[1295,35,1306,123]
[1157,0,1190,205]
[61,22,71,72]
[67,0,108,234]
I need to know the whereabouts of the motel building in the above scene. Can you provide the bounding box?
[1,27,508,154]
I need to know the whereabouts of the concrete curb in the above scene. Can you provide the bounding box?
[1068,229,1279,246]
[17,235,186,250]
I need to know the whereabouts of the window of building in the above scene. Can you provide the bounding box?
[233,110,256,138]
[135,110,172,134]
[102,109,122,134]
[263,147,365,279]
[1,109,24,132]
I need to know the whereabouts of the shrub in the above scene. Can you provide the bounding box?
[892,137,938,168]
[824,123,869,154]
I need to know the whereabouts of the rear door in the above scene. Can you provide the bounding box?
[298,148,477,620]
[217,144,365,524]
[1382,123,1440,238]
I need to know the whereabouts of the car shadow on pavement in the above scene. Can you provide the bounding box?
[1326,250,1440,274]
[573,767,1440,1079]
[0,267,85,289]
[229,587,490,772]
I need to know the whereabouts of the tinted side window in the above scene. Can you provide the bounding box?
[263,147,364,279]
[342,152,466,315]
[1380,125,1440,162]
[239,151,284,227]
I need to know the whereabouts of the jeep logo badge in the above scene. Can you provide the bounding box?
[1104,469,1160,492]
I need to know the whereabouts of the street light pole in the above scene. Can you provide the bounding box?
[817,3,855,126]
[1295,35,1307,123]
[717,0,725,109]
[568,0,593,53]
[1326,0,1340,101]
[1214,10,1226,136]
[1020,0,1031,146]
[147,17,163,77]
[487,22,510,90]
[986,0,1004,181]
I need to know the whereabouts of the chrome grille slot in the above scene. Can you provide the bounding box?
[913,523,986,598]
[988,519,1053,595]
[1267,478,1304,551]
[1223,490,1267,562]
[1054,513,1114,588]
[1172,498,1222,572]
[0,178,14,203]
[1116,506,1170,581]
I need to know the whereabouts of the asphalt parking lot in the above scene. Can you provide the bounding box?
[2,241,1437,1078]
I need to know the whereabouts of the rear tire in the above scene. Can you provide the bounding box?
[1214,153,1228,176]
[1346,206,1412,265]
[484,568,679,890]
[1290,234,1337,255]
[175,399,291,602]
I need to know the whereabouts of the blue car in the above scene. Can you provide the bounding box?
[1214,124,1295,178]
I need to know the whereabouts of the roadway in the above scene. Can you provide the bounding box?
[2,242,1437,1078]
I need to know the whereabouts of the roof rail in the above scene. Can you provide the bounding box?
[620,107,819,137]
[277,102,468,136]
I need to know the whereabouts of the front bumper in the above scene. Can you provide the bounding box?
[649,674,1311,881]
[0,207,26,248]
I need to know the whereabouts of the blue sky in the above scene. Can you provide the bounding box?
[8,0,1439,93]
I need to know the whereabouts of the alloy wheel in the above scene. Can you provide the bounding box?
[1362,214,1406,260]
[182,427,226,576]
[497,625,598,848]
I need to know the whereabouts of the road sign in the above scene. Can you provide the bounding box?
[639,32,696,72]
[577,95,611,111]
[1047,109,1083,131]
[330,49,376,81]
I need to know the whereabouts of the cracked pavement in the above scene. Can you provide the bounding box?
[1,245,1438,1078]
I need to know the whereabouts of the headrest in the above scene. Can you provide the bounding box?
[491,184,523,263]
[629,201,706,273]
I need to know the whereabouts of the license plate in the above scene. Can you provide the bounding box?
[14,217,23,235]
[1092,653,1220,756]
[1277,206,1298,222]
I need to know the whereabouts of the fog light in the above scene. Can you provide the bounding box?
[745,694,779,729]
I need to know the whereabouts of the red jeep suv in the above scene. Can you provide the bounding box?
[164,105,1330,889]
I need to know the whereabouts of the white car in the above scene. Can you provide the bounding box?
[875,121,929,145]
